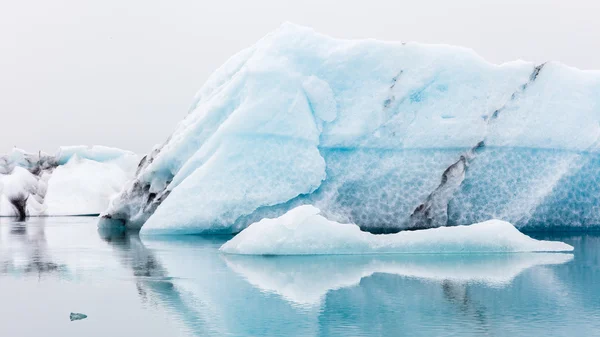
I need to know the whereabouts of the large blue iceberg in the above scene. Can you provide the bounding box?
[101,23,600,234]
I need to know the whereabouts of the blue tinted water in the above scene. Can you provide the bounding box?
[0,217,599,336]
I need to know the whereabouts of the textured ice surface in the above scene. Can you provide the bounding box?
[219,206,573,255]
[223,253,573,306]
[0,147,138,217]
[103,23,600,234]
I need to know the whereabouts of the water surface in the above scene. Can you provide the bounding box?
[1,217,598,336]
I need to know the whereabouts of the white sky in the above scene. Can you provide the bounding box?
[1,0,599,154]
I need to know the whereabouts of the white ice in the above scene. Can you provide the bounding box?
[0,147,139,217]
[219,205,574,255]
[43,156,137,216]
[0,166,39,215]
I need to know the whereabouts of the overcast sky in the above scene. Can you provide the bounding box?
[1,0,598,154]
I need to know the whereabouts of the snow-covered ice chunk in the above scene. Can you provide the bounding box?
[43,156,136,216]
[0,166,39,218]
[220,205,574,255]
[0,147,139,217]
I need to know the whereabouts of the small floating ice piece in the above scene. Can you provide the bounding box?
[70,312,88,321]
[219,205,574,255]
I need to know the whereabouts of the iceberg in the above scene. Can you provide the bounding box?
[69,313,88,321]
[101,23,600,234]
[220,205,573,255]
[0,146,138,218]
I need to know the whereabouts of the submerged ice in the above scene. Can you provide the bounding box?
[219,206,573,255]
[0,146,138,218]
[101,23,600,234]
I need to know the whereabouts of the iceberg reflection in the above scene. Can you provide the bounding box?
[0,217,65,277]
[223,253,573,306]
[99,229,218,336]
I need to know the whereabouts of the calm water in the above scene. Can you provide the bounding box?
[1,217,599,337]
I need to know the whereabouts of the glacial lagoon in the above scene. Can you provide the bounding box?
[1,217,599,337]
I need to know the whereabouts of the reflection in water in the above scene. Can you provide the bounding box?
[98,228,215,336]
[0,217,64,277]
[2,217,598,337]
[220,252,583,336]
[98,227,167,302]
[442,281,490,334]
[102,232,594,337]
[222,253,573,306]
[139,235,322,336]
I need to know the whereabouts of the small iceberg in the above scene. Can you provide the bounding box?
[70,312,88,321]
[219,205,574,255]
